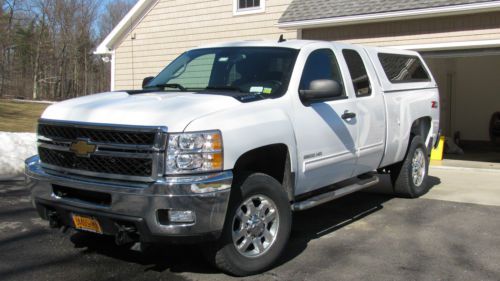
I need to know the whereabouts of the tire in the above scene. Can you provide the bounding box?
[390,136,430,198]
[204,173,292,276]
[491,112,500,145]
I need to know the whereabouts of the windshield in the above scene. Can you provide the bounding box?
[145,47,299,99]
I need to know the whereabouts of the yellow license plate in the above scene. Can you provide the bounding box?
[72,214,103,234]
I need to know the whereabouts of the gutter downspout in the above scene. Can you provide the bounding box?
[111,50,116,91]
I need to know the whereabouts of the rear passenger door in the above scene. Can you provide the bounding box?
[340,46,386,175]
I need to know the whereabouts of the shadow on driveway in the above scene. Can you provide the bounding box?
[66,176,442,274]
[0,175,443,279]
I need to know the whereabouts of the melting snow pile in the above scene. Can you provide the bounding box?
[0,132,37,179]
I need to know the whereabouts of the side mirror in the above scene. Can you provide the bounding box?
[299,79,343,104]
[142,76,155,89]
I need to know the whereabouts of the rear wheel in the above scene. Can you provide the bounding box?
[204,173,291,276]
[390,136,430,198]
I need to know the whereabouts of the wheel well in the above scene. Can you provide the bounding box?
[383,117,433,173]
[233,144,293,199]
[411,117,431,140]
[410,117,432,153]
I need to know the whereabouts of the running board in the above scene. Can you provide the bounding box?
[291,175,379,211]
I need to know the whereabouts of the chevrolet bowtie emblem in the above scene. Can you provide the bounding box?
[70,140,96,157]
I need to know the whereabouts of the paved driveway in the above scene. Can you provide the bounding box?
[1,169,500,281]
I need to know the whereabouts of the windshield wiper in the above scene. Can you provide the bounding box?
[144,83,186,91]
[205,85,242,92]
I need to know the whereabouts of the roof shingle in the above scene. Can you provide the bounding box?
[279,0,496,23]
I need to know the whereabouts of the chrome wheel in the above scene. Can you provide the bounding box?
[411,148,426,186]
[232,195,279,258]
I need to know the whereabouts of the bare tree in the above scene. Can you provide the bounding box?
[0,0,136,101]
[0,0,18,97]
[99,0,135,40]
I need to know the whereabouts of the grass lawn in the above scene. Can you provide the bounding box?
[0,100,50,132]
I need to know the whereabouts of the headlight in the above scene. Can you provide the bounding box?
[166,131,223,174]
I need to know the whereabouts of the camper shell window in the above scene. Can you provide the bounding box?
[378,53,430,83]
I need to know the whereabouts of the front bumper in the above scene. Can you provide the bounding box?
[25,155,232,243]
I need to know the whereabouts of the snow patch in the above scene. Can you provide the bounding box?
[31,218,49,227]
[0,221,23,231]
[13,99,55,104]
[0,132,37,179]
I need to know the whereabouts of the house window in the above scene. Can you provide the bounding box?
[233,0,265,15]
[239,0,260,9]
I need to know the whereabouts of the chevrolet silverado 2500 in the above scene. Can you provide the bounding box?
[25,40,440,276]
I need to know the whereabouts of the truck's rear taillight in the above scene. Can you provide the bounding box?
[431,101,439,109]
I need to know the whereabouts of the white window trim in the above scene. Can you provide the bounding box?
[389,39,500,51]
[233,0,265,16]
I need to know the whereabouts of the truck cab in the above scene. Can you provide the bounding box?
[26,40,439,276]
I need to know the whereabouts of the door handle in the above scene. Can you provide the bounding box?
[341,111,356,120]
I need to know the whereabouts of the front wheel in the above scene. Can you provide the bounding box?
[204,173,292,276]
[390,136,430,198]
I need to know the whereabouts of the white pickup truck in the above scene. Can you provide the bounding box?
[25,40,440,276]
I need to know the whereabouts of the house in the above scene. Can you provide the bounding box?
[95,0,500,145]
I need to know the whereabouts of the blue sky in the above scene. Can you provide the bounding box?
[94,0,138,37]
[97,0,138,13]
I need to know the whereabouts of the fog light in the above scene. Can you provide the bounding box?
[168,210,195,223]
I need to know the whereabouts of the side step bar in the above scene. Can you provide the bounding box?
[291,175,379,211]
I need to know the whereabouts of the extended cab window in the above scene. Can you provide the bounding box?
[378,53,430,83]
[343,49,371,97]
[299,49,344,97]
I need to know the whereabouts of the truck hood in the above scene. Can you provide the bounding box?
[41,91,242,132]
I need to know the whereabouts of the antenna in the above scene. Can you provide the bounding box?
[278,34,286,43]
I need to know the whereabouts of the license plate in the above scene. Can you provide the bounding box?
[72,214,103,234]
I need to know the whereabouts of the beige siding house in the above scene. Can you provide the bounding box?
[96,0,296,90]
[96,0,500,143]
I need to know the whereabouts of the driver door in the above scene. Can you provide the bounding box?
[292,48,359,194]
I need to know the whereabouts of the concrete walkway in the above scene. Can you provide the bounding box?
[431,159,500,171]
[423,167,500,207]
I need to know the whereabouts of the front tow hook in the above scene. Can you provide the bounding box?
[47,210,61,228]
[114,223,139,246]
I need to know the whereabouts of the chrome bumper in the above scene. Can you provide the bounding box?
[25,155,232,242]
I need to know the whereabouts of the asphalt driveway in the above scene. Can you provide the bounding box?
[1,169,500,281]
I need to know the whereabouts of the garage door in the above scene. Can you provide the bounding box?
[422,49,500,144]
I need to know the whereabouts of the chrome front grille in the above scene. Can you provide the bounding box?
[37,120,167,182]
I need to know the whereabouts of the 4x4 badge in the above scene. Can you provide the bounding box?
[69,140,96,157]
